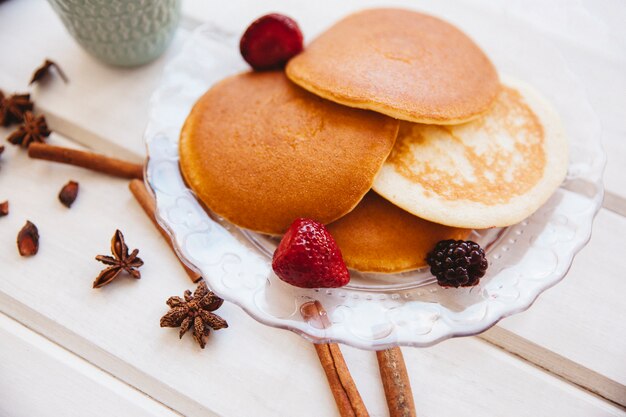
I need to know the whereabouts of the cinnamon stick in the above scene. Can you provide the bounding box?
[28,143,143,180]
[376,347,416,417]
[128,179,201,283]
[301,301,369,417]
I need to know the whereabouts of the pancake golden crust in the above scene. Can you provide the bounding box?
[373,78,569,229]
[286,8,500,125]
[179,71,399,235]
[327,192,471,273]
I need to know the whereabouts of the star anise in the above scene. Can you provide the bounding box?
[93,229,144,288]
[0,91,34,126]
[7,112,51,148]
[30,59,69,85]
[160,280,228,348]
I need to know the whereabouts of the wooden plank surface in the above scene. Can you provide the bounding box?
[480,326,626,408]
[0,312,179,417]
[1,0,625,415]
[2,0,623,392]
[496,209,626,386]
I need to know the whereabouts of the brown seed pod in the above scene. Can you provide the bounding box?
[59,180,79,208]
[17,220,39,256]
[0,201,8,217]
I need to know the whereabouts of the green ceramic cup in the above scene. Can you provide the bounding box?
[47,0,181,67]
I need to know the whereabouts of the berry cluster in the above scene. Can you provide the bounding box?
[426,240,488,288]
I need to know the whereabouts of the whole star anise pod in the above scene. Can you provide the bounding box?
[160,280,228,348]
[7,112,51,148]
[0,91,34,126]
[93,229,144,288]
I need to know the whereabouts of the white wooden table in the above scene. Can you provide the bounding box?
[1,0,625,416]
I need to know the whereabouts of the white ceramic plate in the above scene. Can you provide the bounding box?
[144,10,604,349]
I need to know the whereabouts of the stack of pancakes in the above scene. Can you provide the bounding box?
[179,8,568,274]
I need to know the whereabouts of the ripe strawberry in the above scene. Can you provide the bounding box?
[272,218,350,288]
[240,13,304,71]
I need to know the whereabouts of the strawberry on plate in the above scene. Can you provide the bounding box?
[272,218,350,288]
[240,13,304,71]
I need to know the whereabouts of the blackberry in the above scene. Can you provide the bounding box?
[426,240,488,288]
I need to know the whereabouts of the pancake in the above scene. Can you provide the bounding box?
[327,191,471,273]
[179,71,399,235]
[373,78,568,229]
[286,8,500,125]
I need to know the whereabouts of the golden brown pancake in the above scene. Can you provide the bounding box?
[327,191,471,273]
[373,78,568,229]
[286,8,500,125]
[179,71,399,235]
